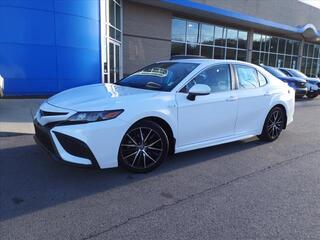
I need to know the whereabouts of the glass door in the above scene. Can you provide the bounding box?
[109,41,121,83]
[102,0,122,83]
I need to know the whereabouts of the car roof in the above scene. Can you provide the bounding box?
[159,59,256,66]
[170,55,207,60]
[261,65,275,69]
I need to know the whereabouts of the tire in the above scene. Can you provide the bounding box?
[307,92,318,99]
[118,120,169,173]
[258,106,286,142]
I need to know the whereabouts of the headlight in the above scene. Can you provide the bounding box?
[287,81,295,87]
[68,109,124,123]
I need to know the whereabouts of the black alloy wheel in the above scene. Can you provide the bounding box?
[307,92,318,99]
[118,120,169,173]
[259,107,285,142]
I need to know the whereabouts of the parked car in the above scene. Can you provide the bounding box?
[261,65,307,98]
[34,60,295,173]
[0,74,3,98]
[279,68,320,98]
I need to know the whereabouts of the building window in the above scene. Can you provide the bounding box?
[171,18,248,61]
[109,0,121,42]
[201,24,214,45]
[172,18,187,42]
[251,33,300,69]
[301,43,320,77]
[171,42,186,56]
[186,21,200,43]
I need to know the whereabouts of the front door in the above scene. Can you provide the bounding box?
[176,64,238,147]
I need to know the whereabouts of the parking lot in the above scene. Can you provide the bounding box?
[1,98,320,240]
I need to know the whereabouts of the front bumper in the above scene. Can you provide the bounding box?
[34,120,99,168]
[307,89,319,96]
[34,116,128,169]
[294,87,307,97]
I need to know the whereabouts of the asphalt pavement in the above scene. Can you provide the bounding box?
[1,98,320,240]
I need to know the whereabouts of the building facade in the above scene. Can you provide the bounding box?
[1,0,320,96]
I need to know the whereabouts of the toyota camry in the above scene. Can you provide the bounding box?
[34,60,295,172]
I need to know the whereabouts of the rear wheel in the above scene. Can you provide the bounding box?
[258,107,286,142]
[118,120,169,173]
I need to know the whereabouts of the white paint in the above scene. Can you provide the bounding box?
[35,59,295,169]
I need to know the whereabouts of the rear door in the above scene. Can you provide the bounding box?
[233,64,272,135]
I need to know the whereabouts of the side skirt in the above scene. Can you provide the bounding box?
[175,131,259,154]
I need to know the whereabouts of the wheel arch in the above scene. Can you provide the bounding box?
[269,103,288,129]
[129,116,176,155]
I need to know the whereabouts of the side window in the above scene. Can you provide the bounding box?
[281,69,291,76]
[235,65,259,89]
[183,64,231,93]
[257,71,268,86]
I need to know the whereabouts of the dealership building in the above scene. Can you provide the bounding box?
[1,0,320,96]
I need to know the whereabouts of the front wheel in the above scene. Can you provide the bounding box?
[118,120,169,173]
[258,107,286,142]
[307,92,318,99]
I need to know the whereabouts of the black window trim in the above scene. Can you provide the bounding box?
[178,63,235,93]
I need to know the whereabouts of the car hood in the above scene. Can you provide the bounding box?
[305,77,320,83]
[47,83,159,111]
[277,76,307,83]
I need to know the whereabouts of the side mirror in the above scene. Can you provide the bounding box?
[187,84,211,101]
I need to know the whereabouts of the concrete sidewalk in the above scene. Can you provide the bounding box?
[0,99,44,135]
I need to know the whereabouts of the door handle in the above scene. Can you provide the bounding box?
[264,92,272,96]
[226,96,238,102]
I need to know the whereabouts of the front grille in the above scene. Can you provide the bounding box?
[296,82,306,88]
[45,121,82,129]
[40,110,68,117]
[54,132,96,163]
[46,121,63,129]
[34,122,55,153]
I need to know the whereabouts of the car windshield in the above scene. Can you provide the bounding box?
[116,62,199,91]
[263,66,287,78]
[287,69,308,78]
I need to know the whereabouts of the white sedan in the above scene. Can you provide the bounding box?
[34,60,295,172]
